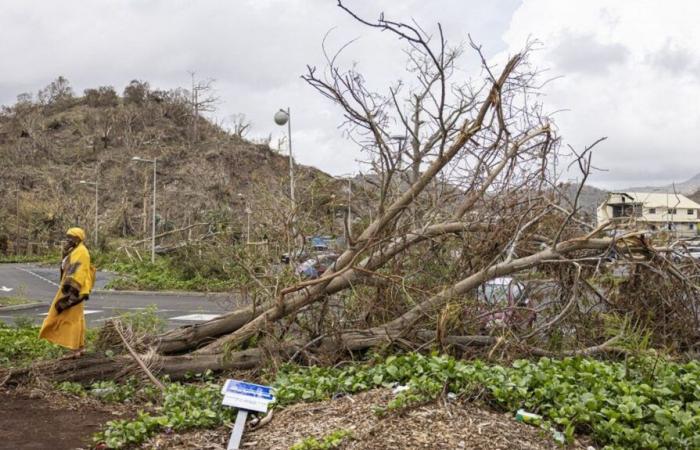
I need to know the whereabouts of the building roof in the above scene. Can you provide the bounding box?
[609,192,700,209]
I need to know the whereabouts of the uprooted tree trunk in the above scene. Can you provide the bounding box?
[5,3,699,386]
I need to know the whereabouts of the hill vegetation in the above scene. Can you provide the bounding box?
[0,77,334,255]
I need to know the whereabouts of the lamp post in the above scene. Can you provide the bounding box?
[274,108,296,252]
[273,108,294,206]
[79,179,99,246]
[132,156,157,263]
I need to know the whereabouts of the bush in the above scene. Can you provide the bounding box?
[84,86,119,108]
[123,80,150,106]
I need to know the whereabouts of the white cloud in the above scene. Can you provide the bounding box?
[500,0,700,189]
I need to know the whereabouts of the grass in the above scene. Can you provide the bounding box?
[0,295,35,308]
[0,252,60,264]
[0,320,97,367]
[104,258,238,291]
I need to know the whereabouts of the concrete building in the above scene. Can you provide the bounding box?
[596,192,700,237]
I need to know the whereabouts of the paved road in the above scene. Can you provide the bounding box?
[0,264,245,329]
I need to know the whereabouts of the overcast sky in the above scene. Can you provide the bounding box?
[1,0,698,189]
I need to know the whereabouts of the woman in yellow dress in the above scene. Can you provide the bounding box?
[39,227,95,356]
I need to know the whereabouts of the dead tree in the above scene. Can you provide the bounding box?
[187,71,218,143]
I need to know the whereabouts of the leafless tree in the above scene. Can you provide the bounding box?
[187,71,219,143]
[229,113,252,139]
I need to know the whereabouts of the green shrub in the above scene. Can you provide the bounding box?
[115,305,166,335]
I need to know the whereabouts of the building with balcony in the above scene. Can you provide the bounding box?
[596,192,700,237]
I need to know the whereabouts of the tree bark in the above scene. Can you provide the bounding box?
[156,307,261,354]
[3,346,298,386]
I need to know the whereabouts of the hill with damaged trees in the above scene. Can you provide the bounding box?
[0,77,335,254]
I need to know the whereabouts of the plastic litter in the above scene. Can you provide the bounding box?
[515,409,542,425]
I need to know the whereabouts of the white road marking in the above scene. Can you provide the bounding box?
[170,313,221,321]
[16,267,60,287]
[98,306,178,313]
[93,316,118,323]
[39,309,102,316]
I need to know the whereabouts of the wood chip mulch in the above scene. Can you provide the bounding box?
[147,389,594,450]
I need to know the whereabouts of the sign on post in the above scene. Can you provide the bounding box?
[221,379,275,450]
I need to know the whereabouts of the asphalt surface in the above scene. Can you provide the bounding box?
[0,263,245,329]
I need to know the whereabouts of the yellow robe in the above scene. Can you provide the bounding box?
[39,243,95,350]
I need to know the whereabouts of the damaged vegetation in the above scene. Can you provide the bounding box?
[2,3,700,449]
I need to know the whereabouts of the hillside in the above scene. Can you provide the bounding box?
[624,172,700,196]
[0,79,333,253]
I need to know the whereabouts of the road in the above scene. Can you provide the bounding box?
[0,263,245,329]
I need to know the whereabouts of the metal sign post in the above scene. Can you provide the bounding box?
[221,379,275,450]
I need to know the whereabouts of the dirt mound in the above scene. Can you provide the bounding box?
[0,389,115,450]
[147,389,589,449]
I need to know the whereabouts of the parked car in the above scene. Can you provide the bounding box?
[295,252,339,279]
[474,277,535,330]
[670,245,700,262]
[688,246,700,260]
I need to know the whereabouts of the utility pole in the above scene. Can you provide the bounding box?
[15,181,20,250]
[347,178,352,242]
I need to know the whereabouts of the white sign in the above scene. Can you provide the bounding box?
[221,379,275,450]
[221,379,274,413]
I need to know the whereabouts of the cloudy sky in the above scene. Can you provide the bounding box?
[1,0,698,189]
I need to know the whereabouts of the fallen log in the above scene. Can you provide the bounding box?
[3,346,298,386]
[156,307,261,354]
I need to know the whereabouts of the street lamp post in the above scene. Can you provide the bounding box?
[79,179,99,247]
[274,108,296,252]
[273,108,294,206]
[132,156,157,263]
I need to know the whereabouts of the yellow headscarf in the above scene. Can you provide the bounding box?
[66,227,86,242]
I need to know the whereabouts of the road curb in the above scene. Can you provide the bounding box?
[93,289,234,298]
[0,302,45,312]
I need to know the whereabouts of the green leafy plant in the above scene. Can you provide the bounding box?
[0,321,97,367]
[290,429,353,450]
[93,381,236,448]
[274,353,700,450]
[0,322,65,366]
